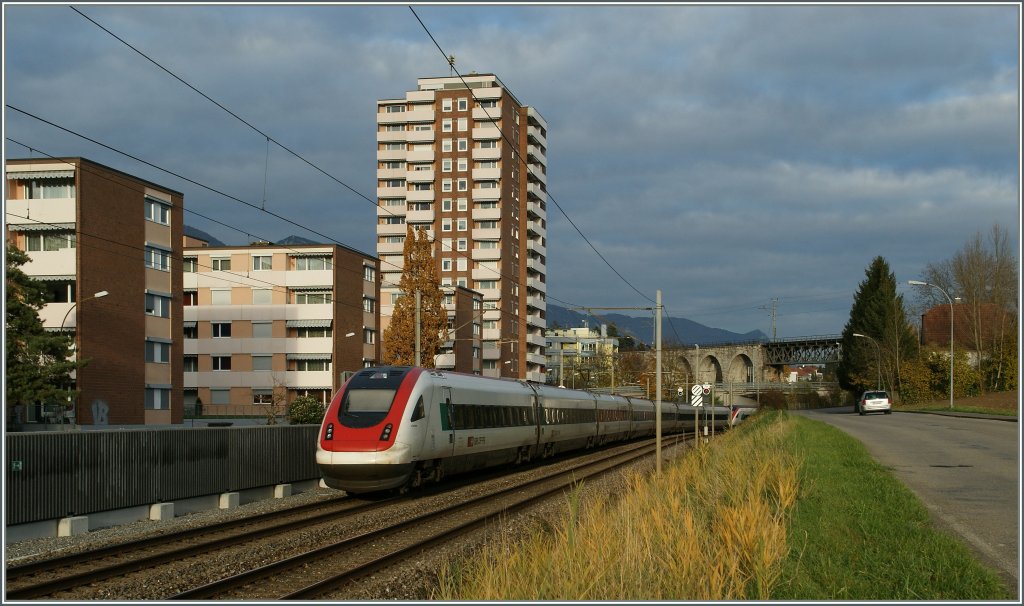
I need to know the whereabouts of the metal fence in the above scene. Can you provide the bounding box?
[5,425,321,526]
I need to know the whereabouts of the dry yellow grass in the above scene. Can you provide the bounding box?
[433,414,801,600]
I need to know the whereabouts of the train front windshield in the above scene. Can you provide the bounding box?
[337,368,407,428]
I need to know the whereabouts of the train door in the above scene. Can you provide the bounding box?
[439,385,456,458]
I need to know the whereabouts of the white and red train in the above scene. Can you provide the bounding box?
[316,366,738,494]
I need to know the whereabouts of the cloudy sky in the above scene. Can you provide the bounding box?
[3,3,1019,339]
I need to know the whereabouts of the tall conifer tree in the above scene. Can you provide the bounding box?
[838,256,918,397]
[381,227,448,367]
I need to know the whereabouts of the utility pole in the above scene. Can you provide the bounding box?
[655,290,663,476]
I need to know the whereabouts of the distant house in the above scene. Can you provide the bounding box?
[785,365,822,383]
[919,303,1012,351]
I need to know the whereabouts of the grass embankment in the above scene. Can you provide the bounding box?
[433,412,1011,600]
[897,390,1019,417]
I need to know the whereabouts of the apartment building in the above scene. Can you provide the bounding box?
[182,241,379,414]
[5,157,184,426]
[545,325,619,389]
[434,285,484,375]
[376,74,549,381]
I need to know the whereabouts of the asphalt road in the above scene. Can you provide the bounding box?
[794,407,1020,597]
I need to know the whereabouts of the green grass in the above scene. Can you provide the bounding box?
[775,413,1011,600]
[432,411,1012,600]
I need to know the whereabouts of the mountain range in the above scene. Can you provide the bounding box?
[546,304,767,347]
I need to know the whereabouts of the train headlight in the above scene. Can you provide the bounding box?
[325,423,334,441]
[380,423,393,441]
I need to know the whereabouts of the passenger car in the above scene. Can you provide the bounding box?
[856,390,892,415]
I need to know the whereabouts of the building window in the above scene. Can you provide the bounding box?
[364,266,376,282]
[184,291,198,306]
[442,218,452,232]
[457,117,468,132]
[384,142,403,151]
[212,322,232,338]
[480,140,498,149]
[252,321,272,338]
[477,220,498,229]
[184,324,197,339]
[457,218,468,232]
[457,158,468,172]
[479,180,498,189]
[413,183,431,191]
[183,257,197,272]
[457,238,468,251]
[295,359,331,372]
[457,198,468,211]
[294,256,332,270]
[476,280,498,290]
[145,293,171,318]
[383,216,406,225]
[253,389,274,405]
[442,138,453,152]
[458,98,468,111]
[457,178,468,192]
[442,98,452,112]
[144,387,170,410]
[144,246,170,271]
[477,240,498,249]
[458,138,468,151]
[184,356,198,372]
[211,389,230,405]
[252,288,272,304]
[363,297,375,313]
[442,179,452,193]
[442,118,453,132]
[442,159,452,172]
[457,278,467,287]
[145,198,170,225]
[385,104,406,113]
[442,259,453,272]
[212,355,232,371]
[211,289,231,305]
[252,356,272,371]
[441,238,453,252]
[145,340,170,363]
[25,232,75,251]
[252,255,272,271]
[11,177,75,199]
[457,258,467,271]
[296,327,332,338]
[295,291,332,304]
[442,199,452,212]
[212,257,231,271]
[479,100,497,109]
[364,329,376,344]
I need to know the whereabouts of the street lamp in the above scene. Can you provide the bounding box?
[852,333,881,390]
[908,280,954,410]
[60,290,109,425]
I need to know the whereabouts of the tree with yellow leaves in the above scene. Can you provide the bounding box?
[381,226,448,367]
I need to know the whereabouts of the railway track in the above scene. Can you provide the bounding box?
[174,437,684,600]
[5,435,689,600]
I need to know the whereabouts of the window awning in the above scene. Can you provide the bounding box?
[7,222,75,232]
[8,170,74,180]
[286,353,332,361]
[287,251,332,257]
[34,274,75,282]
[288,285,332,292]
[183,321,197,328]
[286,319,333,328]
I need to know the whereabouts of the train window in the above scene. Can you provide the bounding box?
[411,396,425,422]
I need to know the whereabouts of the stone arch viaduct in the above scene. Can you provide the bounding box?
[661,335,843,387]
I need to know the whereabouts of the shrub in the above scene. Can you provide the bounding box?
[288,395,326,425]
[759,390,787,410]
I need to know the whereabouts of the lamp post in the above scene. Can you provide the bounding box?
[61,290,109,425]
[852,333,881,390]
[908,280,954,410]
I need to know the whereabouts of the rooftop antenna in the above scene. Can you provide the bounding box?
[447,54,456,75]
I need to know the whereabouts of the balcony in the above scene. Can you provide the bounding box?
[527,144,546,165]
[529,241,546,257]
[377,186,406,199]
[472,147,501,161]
[472,167,501,181]
[527,313,545,328]
[473,228,501,241]
[471,248,501,261]
[527,333,546,348]
[482,328,501,341]
[403,107,436,123]
[527,124,547,147]
[527,277,547,293]
[406,189,435,202]
[527,294,546,309]
[472,267,501,281]
[527,182,547,201]
[406,169,435,183]
[472,124,502,141]
[377,150,407,162]
[377,167,405,180]
[527,166,547,185]
[472,187,501,202]
[472,206,502,221]
[407,129,435,143]
[473,106,501,120]
[377,241,403,255]
[526,256,545,272]
[434,353,456,369]
[527,220,546,238]
[527,200,545,218]
[377,223,408,236]
[376,131,407,143]
[377,204,405,216]
[406,209,435,224]
[406,150,435,163]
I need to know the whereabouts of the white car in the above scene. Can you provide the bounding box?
[857,390,892,415]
